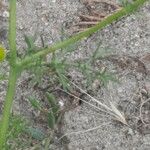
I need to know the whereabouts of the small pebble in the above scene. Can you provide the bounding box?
[2,10,9,18]
[59,100,64,107]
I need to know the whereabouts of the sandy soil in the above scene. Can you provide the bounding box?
[0,0,150,149]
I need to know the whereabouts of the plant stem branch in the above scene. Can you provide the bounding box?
[18,0,148,67]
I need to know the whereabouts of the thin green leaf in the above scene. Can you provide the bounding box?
[57,73,70,91]
[46,92,59,115]
[46,92,56,106]
[28,97,41,110]
[24,35,35,50]
[48,111,55,129]
[98,72,118,87]
[0,74,6,81]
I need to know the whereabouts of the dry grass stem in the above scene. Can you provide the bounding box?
[60,77,128,125]
[58,122,110,141]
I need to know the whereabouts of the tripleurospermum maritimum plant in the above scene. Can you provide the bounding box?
[0,0,148,148]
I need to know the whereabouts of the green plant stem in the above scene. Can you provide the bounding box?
[18,0,148,67]
[0,0,17,148]
[9,0,17,65]
[0,67,18,149]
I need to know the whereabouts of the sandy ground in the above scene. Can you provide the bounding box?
[1,0,150,149]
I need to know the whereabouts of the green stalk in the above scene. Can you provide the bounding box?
[9,0,17,65]
[0,0,17,148]
[18,0,148,67]
[0,68,18,149]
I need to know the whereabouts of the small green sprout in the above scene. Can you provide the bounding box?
[0,44,6,62]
